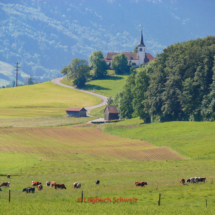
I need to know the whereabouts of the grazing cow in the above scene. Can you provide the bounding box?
[96,180,100,185]
[0,182,10,187]
[23,187,35,193]
[55,183,66,189]
[38,184,43,191]
[73,182,81,189]
[198,177,206,183]
[7,174,10,178]
[135,181,148,187]
[46,181,50,187]
[50,181,56,187]
[187,177,206,183]
[32,181,42,186]
[180,178,185,185]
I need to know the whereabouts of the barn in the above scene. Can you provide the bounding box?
[66,107,87,117]
[104,105,119,120]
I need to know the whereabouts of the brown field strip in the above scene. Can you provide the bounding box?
[0,127,185,161]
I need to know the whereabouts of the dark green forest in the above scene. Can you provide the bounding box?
[114,36,215,122]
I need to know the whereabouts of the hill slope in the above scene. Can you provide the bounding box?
[0,81,101,118]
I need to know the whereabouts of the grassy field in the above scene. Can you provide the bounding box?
[61,70,129,97]
[104,118,215,159]
[0,81,101,118]
[0,125,215,214]
[1,78,215,214]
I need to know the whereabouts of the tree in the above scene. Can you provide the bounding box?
[25,76,34,85]
[67,58,90,87]
[111,53,128,75]
[89,51,107,79]
[134,46,138,53]
[60,66,69,75]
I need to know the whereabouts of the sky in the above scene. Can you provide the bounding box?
[0,0,215,85]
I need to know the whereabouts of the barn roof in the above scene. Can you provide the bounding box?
[104,105,119,114]
[66,107,87,112]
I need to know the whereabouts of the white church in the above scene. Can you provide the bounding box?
[103,30,154,66]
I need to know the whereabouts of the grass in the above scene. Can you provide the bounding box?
[0,125,215,213]
[61,70,129,97]
[0,81,101,118]
[0,116,96,127]
[104,118,215,159]
[88,105,105,118]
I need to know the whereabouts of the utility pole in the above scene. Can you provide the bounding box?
[15,62,21,87]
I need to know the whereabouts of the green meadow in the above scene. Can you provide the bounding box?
[61,70,129,97]
[104,118,215,159]
[0,81,101,118]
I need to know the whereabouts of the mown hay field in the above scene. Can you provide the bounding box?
[0,81,101,118]
[0,127,184,164]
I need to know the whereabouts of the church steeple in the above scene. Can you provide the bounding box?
[138,29,145,47]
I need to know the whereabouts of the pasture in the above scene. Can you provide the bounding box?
[104,118,215,159]
[1,125,215,214]
[61,70,129,97]
[0,81,101,118]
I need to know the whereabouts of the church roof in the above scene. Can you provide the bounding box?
[103,52,154,63]
[103,52,139,62]
[145,53,154,63]
[138,29,145,47]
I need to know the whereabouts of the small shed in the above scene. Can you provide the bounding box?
[66,107,87,117]
[104,105,119,120]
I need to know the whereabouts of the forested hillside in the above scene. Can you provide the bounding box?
[114,36,215,122]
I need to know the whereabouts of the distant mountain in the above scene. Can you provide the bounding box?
[0,0,215,87]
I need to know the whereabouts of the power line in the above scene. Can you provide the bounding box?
[15,62,21,87]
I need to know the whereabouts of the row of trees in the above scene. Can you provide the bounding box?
[113,36,215,122]
[61,51,129,87]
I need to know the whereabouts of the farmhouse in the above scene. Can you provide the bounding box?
[104,105,120,120]
[103,30,154,67]
[66,107,87,117]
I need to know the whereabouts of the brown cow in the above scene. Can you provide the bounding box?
[55,183,66,189]
[7,174,10,178]
[50,181,56,187]
[180,178,185,185]
[135,181,147,187]
[38,184,43,191]
[0,182,10,187]
[32,181,42,186]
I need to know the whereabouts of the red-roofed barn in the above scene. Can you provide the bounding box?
[66,107,87,117]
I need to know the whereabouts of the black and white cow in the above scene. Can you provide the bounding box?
[96,180,100,185]
[73,182,81,189]
[46,181,51,187]
[22,187,35,193]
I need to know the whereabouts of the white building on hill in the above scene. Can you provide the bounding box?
[103,30,154,67]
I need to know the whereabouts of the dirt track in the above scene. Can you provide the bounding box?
[51,77,107,113]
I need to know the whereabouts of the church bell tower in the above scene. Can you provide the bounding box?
[137,29,145,65]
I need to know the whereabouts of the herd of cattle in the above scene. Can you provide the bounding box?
[0,175,207,193]
[180,177,206,185]
[0,178,101,193]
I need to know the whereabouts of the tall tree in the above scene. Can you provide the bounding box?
[111,53,128,75]
[67,58,90,87]
[89,51,107,79]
